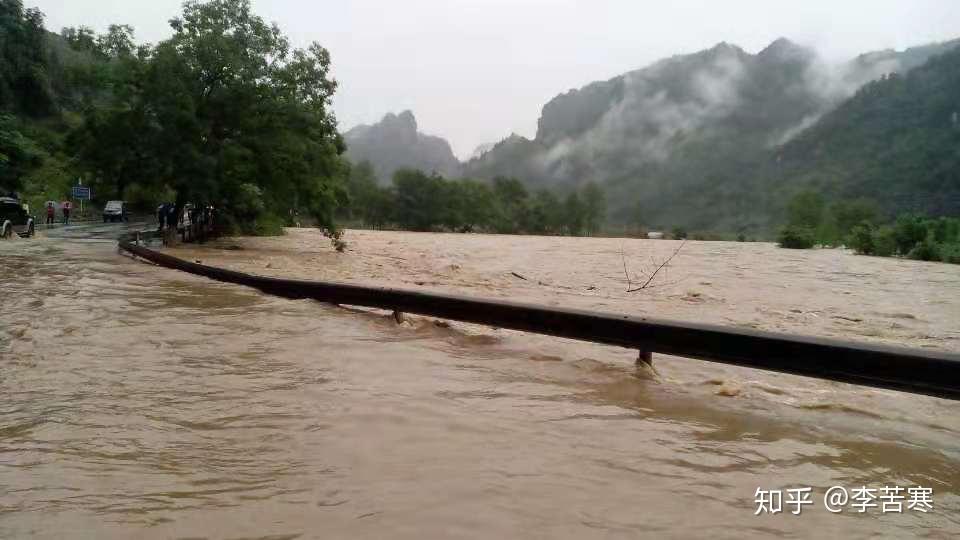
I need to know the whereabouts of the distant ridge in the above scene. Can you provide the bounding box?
[462,36,960,232]
[344,110,461,183]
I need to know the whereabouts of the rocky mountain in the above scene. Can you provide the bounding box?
[344,111,461,184]
[469,142,496,160]
[463,37,960,232]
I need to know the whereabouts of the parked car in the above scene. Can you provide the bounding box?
[102,200,129,222]
[0,197,36,238]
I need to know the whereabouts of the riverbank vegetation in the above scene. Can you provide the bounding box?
[776,190,960,264]
[341,162,606,236]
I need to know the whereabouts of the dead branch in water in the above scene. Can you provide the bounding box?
[620,246,632,291]
[624,240,687,293]
[511,271,529,281]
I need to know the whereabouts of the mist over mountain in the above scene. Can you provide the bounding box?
[774,44,960,218]
[469,142,497,161]
[344,111,461,184]
[337,37,959,234]
[463,37,960,232]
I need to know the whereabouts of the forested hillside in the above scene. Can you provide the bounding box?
[773,46,960,218]
[464,37,960,235]
[1,0,99,205]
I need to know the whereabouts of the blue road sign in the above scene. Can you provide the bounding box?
[71,186,91,200]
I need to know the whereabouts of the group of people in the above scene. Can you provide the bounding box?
[45,200,73,225]
[156,202,177,231]
[157,202,218,244]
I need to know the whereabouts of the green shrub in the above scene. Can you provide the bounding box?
[777,225,815,249]
[250,212,287,236]
[907,239,940,261]
[872,226,897,257]
[940,243,960,264]
[930,217,960,244]
[847,222,875,254]
[893,214,927,255]
[671,227,688,240]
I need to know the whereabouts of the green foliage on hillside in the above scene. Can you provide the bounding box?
[777,45,960,218]
[771,46,960,263]
[0,1,55,117]
[466,38,960,238]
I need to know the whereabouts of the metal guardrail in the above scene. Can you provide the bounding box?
[118,232,960,401]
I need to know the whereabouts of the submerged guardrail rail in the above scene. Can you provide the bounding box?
[119,232,960,401]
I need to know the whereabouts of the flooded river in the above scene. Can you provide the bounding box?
[2,226,960,538]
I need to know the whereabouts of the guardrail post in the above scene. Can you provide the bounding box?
[637,350,653,367]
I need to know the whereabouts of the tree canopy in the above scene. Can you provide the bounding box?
[3,0,348,236]
[342,167,606,236]
[75,0,348,232]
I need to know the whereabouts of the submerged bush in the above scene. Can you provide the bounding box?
[250,212,287,236]
[929,217,960,244]
[847,222,875,254]
[907,239,941,262]
[940,243,960,264]
[777,226,815,249]
[872,226,897,257]
[893,214,928,255]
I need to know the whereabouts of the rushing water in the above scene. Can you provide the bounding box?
[2,226,960,538]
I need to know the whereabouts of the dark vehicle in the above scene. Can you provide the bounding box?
[0,197,36,238]
[102,200,129,222]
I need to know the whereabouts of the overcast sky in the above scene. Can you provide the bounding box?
[27,0,960,158]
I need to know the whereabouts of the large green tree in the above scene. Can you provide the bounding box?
[392,169,446,231]
[71,0,347,235]
[68,40,155,201]
[344,160,393,228]
[490,176,528,233]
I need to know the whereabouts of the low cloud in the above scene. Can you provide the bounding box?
[533,43,916,178]
[536,47,748,179]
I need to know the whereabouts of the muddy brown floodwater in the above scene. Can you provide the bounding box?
[3,226,960,539]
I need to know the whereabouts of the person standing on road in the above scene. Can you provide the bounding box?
[46,202,55,225]
[157,202,174,232]
[62,200,72,225]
